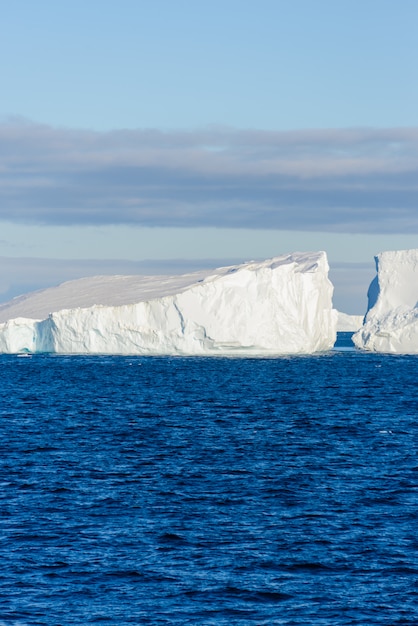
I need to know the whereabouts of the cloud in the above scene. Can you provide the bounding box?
[1,119,418,233]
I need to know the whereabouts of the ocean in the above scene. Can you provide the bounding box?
[0,340,417,624]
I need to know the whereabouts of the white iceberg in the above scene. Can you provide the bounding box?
[337,312,364,332]
[0,252,337,355]
[353,249,418,353]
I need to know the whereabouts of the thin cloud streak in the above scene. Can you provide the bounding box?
[1,119,418,233]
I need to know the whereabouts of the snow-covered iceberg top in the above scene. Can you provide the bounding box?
[0,251,337,355]
[353,249,418,353]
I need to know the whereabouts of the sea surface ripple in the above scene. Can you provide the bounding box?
[0,346,417,624]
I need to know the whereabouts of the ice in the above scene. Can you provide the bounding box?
[0,252,337,355]
[337,312,364,332]
[353,249,418,353]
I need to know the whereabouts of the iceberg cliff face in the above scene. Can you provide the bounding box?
[0,252,337,355]
[353,249,418,353]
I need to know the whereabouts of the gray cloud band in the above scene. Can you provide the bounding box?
[1,120,417,232]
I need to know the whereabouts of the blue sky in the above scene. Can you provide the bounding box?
[1,0,417,313]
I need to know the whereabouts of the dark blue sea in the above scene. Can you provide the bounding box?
[1,339,417,624]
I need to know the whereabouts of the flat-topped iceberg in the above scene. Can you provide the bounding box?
[353,249,418,353]
[0,252,337,355]
[337,312,364,332]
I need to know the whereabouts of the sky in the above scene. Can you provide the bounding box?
[1,0,417,314]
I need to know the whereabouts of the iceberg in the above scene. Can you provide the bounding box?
[0,252,337,355]
[353,249,418,353]
[337,312,364,332]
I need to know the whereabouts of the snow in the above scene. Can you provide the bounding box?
[0,252,337,355]
[353,249,418,353]
[336,312,364,332]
